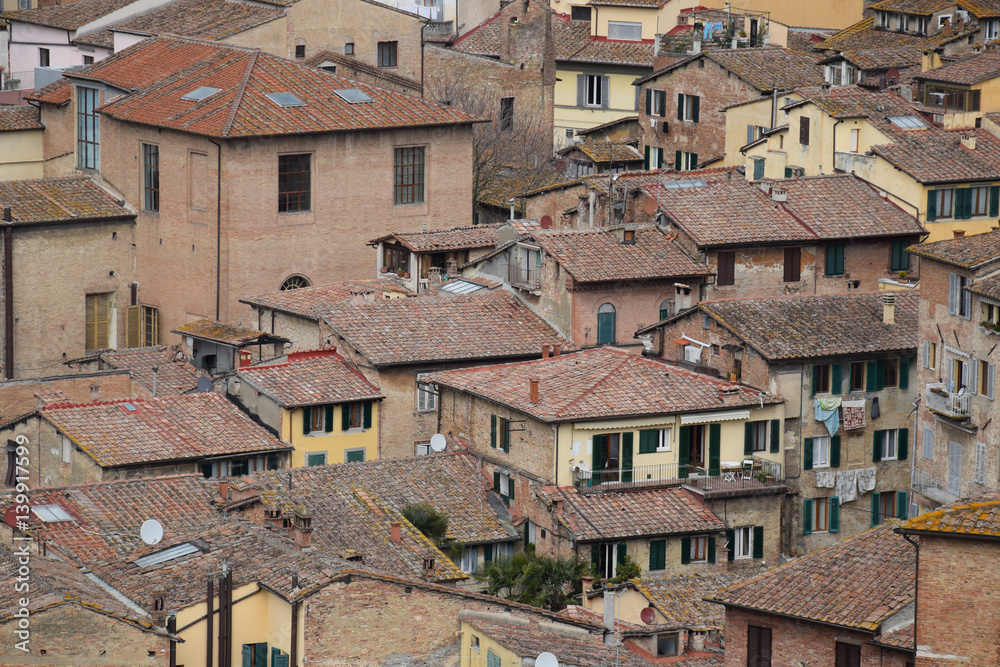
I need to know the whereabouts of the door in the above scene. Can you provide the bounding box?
[948,442,962,497]
[690,424,706,469]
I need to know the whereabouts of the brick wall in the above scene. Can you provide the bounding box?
[0,372,135,421]
[703,491,784,567]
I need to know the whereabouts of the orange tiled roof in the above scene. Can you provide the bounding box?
[899,494,1000,537]
[172,319,279,345]
[98,345,200,396]
[1,0,136,30]
[868,0,953,15]
[635,569,767,629]
[241,279,411,319]
[369,223,508,253]
[0,177,134,225]
[111,0,284,41]
[0,105,43,132]
[873,129,1000,185]
[914,50,1000,85]
[907,228,1000,268]
[304,50,422,92]
[238,349,383,407]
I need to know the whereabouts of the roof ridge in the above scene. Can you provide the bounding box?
[553,351,633,420]
[222,49,258,137]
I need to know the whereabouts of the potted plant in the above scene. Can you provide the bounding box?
[380,266,389,273]
[898,270,907,282]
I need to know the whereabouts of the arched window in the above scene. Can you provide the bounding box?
[280,275,310,291]
[597,303,616,345]
[659,299,672,321]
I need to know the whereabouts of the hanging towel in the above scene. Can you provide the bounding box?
[836,469,858,503]
[814,398,841,437]
[871,396,880,420]
[842,399,866,430]
[815,470,835,488]
[856,466,877,494]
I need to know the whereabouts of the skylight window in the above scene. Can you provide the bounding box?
[180,86,222,102]
[266,92,306,108]
[439,279,486,294]
[134,541,208,568]
[662,178,708,190]
[334,89,373,104]
[888,115,928,130]
[32,505,73,522]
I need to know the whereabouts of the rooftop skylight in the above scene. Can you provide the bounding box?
[266,92,306,108]
[32,505,73,522]
[180,86,222,102]
[888,115,928,130]
[334,89,373,104]
[662,178,708,190]
[134,540,209,568]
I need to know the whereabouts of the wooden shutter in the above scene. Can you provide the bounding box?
[674,150,682,170]
[810,365,819,397]
[956,188,971,219]
[831,435,841,467]
[870,491,881,526]
[691,95,699,122]
[678,426,691,478]
[657,91,667,118]
[873,431,882,462]
[324,404,334,432]
[644,145,651,170]
[753,158,764,180]
[491,415,497,448]
[832,363,843,395]
[725,529,735,562]
[748,626,760,666]
[639,429,657,453]
[616,542,627,566]
[591,544,601,570]
[677,93,684,121]
[708,424,721,476]
[866,361,878,392]
[484,543,493,562]
[717,251,735,286]
[242,645,252,667]
[898,428,909,460]
[759,627,772,667]
[784,247,801,282]
[988,362,995,399]
[502,418,510,452]
[803,498,813,534]
[126,305,140,348]
[680,537,690,564]
[897,491,908,519]
[302,407,311,435]
[341,403,350,431]
[508,476,514,502]
[707,536,716,563]
[650,539,665,570]
[621,432,633,482]
[576,75,586,107]
[770,419,780,453]
[363,401,372,429]
[593,434,605,471]
[752,525,764,559]
[645,89,652,115]
[493,471,501,493]
[747,124,754,145]
[273,652,289,667]
[799,116,810,145]
[990,185,999,217]
[875,359,885,390]
[922,340,930,369]
[691,152,698,168]
[926,189,938,221]
[600,76,610,109]
[829,497,840,532]
[744,421,754,456]
[803,437,813,470]
[255,643,267,667]
[899,357,909,390]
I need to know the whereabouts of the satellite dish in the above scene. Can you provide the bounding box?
[196,377,213,393]
[642,197,658,216]
[535,652,559,667]
[429,433,447,453]
[640,607,656,624]
[540,215,553,229]
[140,519,164,545]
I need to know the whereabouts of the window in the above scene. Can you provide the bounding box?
[344,42,355,55]
[825,243,845,276]
[597,303,616,344]
[659,299,672,321]
[971,185,989,216]
[949,273,972,319]
[394,147,425,205]
[280,275,310,290]
[345,448,365,463]
[306,452,327,466]
[746,124,767,144]
[607,21,642,40]
[811,436,830,468]
[747,626,772,667]
[675,150,699,171]
[799,116,810,145]
[850,361,866,391]
[717,251,735,286]
[649,538,666,570]
[748,420,768,453]
[416,374,437,412]
[309,407,324,432]
[835,642,861,667]
[813,497,829,532]
[884,357,899,387]
[125,304,158,347]
[142,144,160,212]
[39,48,50,67]
[77,87,100,170]
[498,97,514,132]
[377,41,397,67]
[983,301,1000,326]
[880,491,897,521]
[933,188,955,219]
[645,144,663,170]
[875,429,900,460]
[416,441,430,456]
[585,74,604,107]
[689,535,707,562]
[383,243,409,274]
[85,293,112,351]
[462,547,480,573]
[571,5,591,20]
[648,89,667,117]
[656,634,679,657]
[890,239,909,272]
[850,128,859,153]
[295,44,306,58]
[494,471,513,506]
[979,359,995,398]
[486,650,501,667]
[783,247,801,282]
[82,55,94,65]
[751,157,765,181]
[813,364,832,394]
[677,93,699,122]
[346,402,363,429]
[491,415,511,452]
[734,526,753,559]
[658,427,672,451]
[278,154,311,212]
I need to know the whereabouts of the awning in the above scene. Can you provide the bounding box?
[679,409,750,425]
[575,415,677,430]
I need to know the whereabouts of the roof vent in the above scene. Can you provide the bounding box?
[771,186,787,202]
[180,86,222,102]
[961,134,977,150]
[266,92,306,108]
[333,89,373,104]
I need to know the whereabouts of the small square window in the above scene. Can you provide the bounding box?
[689,536,707,562]
[345,43,355,55]
[377,41,398,67]
[306,452,327,466]
[295,44,306,58]
[734,526,753,559]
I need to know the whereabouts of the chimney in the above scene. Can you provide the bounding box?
[445,258,458,276]
[291,506,313,550]
[291,572,299,590]
[89,384,101,402]
[771,186,787,203]
[390,521,402,544]
[553,343,561,357]
[603,590,616,646]
[218,480,229,502]
[954,229,966,238]
[542,345,550,359]
[689,628,708,651]
[674,283,693,314]
[581,576,594,601]
[239,349,252,368]
[151,365,158,397]
[423,557,436,578]
[529,378,539,403]
[883,292,896,325]
[956,15,964,30]
[943,23,952,37]
[2,207,11,223]
[961,134,977,151]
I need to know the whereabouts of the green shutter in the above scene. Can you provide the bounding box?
[871,492,881,526]
[752,526,764,559]
[678,426,691,478]
[363,401,372,429]
[832,364,843,395]
[622,432,634,481]
[990,185,1000,217]
[899,358,909,390]
[691,95,700,122]
[770,419,780,453]
[303,407,311,435]
[873,431,882,462]
[784,167,792,177]
[639,429,658,454]
[803,498,813,534]
[957,188,971,219]
[926,189,937,221]
[811,366,819,397]
[831,435,841,468]
[744,421,754,455]
[274,654,290,667]
[876,359,885,390]
[866,361,877,392]
[593,434,605,472]
[255,643,268,667]
[708,423,721,476]
[503,418,511,452]
[491,415,497,448]
[674,150,682,171]
[616,543,627,566]
[658,91,667,118]
[346,449,365,463]
[508,476,515,502]
[897,491,908,519]
[644,145,651,170]
[898,428,908,461]
[494,471,501,493]
[680,537,691,564]
[645,89,652,115]
[707,536,716,563]
[324,405,334,432]
[691,153,698,169]
[242,645,252,667]
[341,403,350,431]
[677,93,684,121]
[803,437,813,470]
[830,497,840,533]
[725,529,735,562]
[650,539,666,570]
[484,543,493,563]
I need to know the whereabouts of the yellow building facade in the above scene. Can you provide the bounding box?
[282,401,379,467]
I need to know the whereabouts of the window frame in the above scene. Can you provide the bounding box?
[750,420,768,453]
[747,625,772,667]
[142,143,160,213]
[890,239,910,272]
[308,408,324,433]
[377,41,398,68]
[814,363,832,394]
[783,247,801,282]
[850,361,866,391]
[689,535,708,562]
[85,292,113,352]
[348,402,363,429]
[825,243,846,276]
[813,497,830,532]
[936,187,956,219]
[39,47,50,67]
[585,74,603,107]
[393,146,426,205]
[812,436,831,468]
[597,303,616,344]
[879,429,899,461]
[678,93,699,122]
[498,97,514,132]
[883,357,900,388]
[77,86,101,170]
[799,116,810,145]
[734,526,753,559]
[717,251,736,286]
[306,451,327,466]
[278,153,312,213]
[607,20,642,41]
[657,427,672,451]
[570,5,591,20]
[416,373,438,412]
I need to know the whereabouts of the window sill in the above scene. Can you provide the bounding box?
[344,427,366,434]
[656,447,671,452]
[278,209,314,215]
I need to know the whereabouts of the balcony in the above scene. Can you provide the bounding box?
[574,458,784,495]
[925,383,971,419]
[911,468,960,505]
[2,70,35,91]
[507,264,541,291]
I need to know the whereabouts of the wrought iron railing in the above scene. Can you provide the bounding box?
[575,458,783,494]
[507,264,541,290]
[926,383,971,418]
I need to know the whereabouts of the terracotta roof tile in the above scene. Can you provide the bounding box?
[536,485,727,541]
[172,319,279,345]
[42,393,290,468]
[315,290,574,366]
[967,272,1000,299]
[370,223,508,252]
[915,50,1000,84]
[575,115,639,136]
[563,141,643,163]
[813,17,929,51]
[479,166,573,208]
[1,0,137,30]
[818,47,922,70]
[636,48,823,90]
[531,226,713,283]
[238,349,382,407]
[907,228,1000,268]
[111,0,284,41]
[900,493,1000,537]
[869,0,954,14]
[635,569,767,628]
[73,27,114,48]
[98,345,201,395]
[692,292,919,360]
[875,624,915,649]
[27,78,72,106]
[304,50,422,91]
[240,279,411,319]
[710,522,915,631]
[0,177,134,225]
[589,0,663,6]
[425,347,779,423]
[960,0,1000,17]
[0,105,43,132]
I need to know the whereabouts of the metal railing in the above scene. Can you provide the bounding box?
[575,458,783,494]
[925,383,971,418]
[507,264,541,290]
[2,70,34,91]
[912,468,961,503]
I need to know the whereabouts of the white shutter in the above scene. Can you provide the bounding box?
[922,340,930,368]
[975,442,987,485]
[963,282,972,319]
[962,359,970,392]
[989,363,996,400]
[922,427,933,459]
[949,274,960,315]
[969,360,978,395]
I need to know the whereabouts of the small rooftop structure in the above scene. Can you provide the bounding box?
[172,319,288,374]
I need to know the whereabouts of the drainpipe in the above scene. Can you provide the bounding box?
[3,208,13,380]
[902,532,919,652]
[205,576,214,667]
[167,614,177,667]
[290,599,299,667]
[831,119,843,175]
[208,139,223,321]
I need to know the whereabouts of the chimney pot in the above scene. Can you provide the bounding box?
[2,207,11,222]
[883,292,896,325]
[553,343,561,357]
[954,229,966,238]
[218,480,229,502]
[292,506,313,550]
[390,521,402,544]
[542,345,550,359]
[529,378,539,403]
[960,134,976,151]
[89,384,101,401]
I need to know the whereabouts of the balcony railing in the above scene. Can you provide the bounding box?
[2,70,35,91]
[575,458,783,495]
[919,87,980,114]
[912,468,961,504]
[926,383,971,419]
[507,264,541,290]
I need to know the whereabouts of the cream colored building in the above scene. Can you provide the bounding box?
[0,106,44,180]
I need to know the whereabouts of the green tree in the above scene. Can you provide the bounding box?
[401,502,448,543]
[475,551,588,611]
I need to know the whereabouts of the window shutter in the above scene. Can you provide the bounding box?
[593,434,605,471]
[303,408,311,435]
[707,536,716,563]
[871,492,881,526]
[725,529,735,561]
[493,471,500,493]
[126,305,140,348]
[747,124,754,145]
[770,419,780,453]
[832,363,843,395]
[363,401,372,429]
[639,429,657,453]
[708,424,721,476]
[645,89,652,115]
[810,365,819,396]
[600,76,610,109]
[622,432,634,482]
[274,654,290,667]
[677,93,684,121]
[255,643,268,667]
[744,421,754,456]
[484,543,493,562]
[591,544,600,569]
[678,426,691,478]
[829,435,841,467]
[753,158,764,180]
[803,498,813,534]
[927,189,938,221]
[616,542,627,566]
[674,150,682,171]
[760,627,772,666]
[752,526,764,559]
[325,404,334,432]
[508,476,515,502]
[989,363,996,399]
[502,418,510,452]
[957,188,971,219]
[748,627,760,665]
[657,149,665,169]
[829,497,840,533]
[242,645,252,667]
[658,91,667,118]
[680,537,690,564]
[948,273,960,315]
[991,185,1000,217]
[691,152,698,169]
[799,116,810,145]
[897,490,908,519]
[650,539,666,570]
[491,415,497,448]
[873,431,882,462]
[922,340,930,368]
[691,95,699,122]
[342,403,351,431]
[962,357,971,390]
[784,167,792,178]
[576,75,586,107]
[963,284,972,320]
[644,145,651,170]
[898,428,908,460]
[804,437,814,470]
[866,361,877,392]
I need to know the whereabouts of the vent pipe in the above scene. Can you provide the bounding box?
[883,292,896,325]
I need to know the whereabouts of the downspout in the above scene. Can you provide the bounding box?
[831,119,843,175]
[208,139,223,321]
[167,614,177,667]
[902,532,919,654]
[554,423,559,487]
[770,88,777,129]
[205,576,214,667]
[290,599,299,667]
[3,211,13,380]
